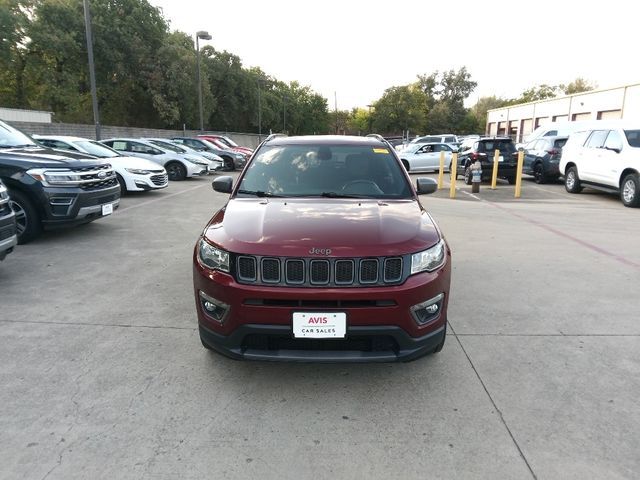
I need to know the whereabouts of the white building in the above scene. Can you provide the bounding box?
[486,83,640,142]
[0,107,53,123]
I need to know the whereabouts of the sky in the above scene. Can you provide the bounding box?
[148,0,639,111]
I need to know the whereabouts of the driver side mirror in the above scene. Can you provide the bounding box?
[416,177,437,195]
[213,176,233,193]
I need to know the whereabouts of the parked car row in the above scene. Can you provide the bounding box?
[0,120,121,245]
[0,119,257,248]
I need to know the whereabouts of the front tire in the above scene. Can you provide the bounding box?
[116,173,128,194]
[221,156,235,171]
[401,159,410,171]
[565,166,583,193]
[621,173,640,207]
[8,190,41,244]
[166,162,186,181]
[464,166,472,185]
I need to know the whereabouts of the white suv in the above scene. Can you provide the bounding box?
[560,124,640,207]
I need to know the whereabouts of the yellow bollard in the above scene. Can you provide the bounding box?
[449,152,458,199]
[437,151,445,189]
[491,149,499,190]
[515,149,524,198]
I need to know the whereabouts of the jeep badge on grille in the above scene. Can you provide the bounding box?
[309,247,332,256]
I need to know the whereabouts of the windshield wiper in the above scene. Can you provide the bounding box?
[320,191,371,198]
[236,189,284,198]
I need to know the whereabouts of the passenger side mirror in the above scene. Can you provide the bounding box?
[212,176,233,193]
[416,177,437,195]
[605,145,622,154]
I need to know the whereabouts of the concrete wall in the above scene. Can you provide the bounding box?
[0,107,53,123]
[10,120,262,149]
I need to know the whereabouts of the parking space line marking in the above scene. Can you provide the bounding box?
[449,322,538,480]
[459,190,640,271]
[117,183,209,213]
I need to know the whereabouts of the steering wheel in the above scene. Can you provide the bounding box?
[341,180,384,195]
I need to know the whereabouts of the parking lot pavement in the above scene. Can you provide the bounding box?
[1,175,639,479]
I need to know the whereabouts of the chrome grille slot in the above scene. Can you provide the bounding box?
[261,258,281,283]
[384,258,403,282]
[237,256,257,282]
[285,259,305,284]
[335,259,355,284]
[310,260,330,284]
[359,259,379,284]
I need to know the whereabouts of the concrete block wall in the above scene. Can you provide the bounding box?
[11,121,262,149]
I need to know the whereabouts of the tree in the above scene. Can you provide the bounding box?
[468,96,511,133]
[371,85,426,135]
[417,67,477,134]
[561,78,596,95]
[0,0,35,107]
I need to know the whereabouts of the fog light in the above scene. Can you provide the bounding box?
[410,293,444,326]
[198,290,229,324]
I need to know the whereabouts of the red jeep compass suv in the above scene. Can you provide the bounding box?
[193,134,451,362]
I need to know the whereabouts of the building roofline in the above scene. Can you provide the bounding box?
[487,82,640,113]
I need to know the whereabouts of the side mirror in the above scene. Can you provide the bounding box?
[605,145,622,154]
[212,176,233,193]
[416,177,437,195]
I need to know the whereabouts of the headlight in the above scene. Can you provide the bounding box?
[198,238,230,272]
[125,168,151,175]
[411,239,446,274]
[27,168,83,186]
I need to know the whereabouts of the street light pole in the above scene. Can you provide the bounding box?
[257,77,265,142]
[195,30,211,132]
[82,0,100,140]
[282,94,287,133]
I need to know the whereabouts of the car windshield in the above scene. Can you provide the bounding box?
[0,121,37,148]
[222,136,239,147]
[75,140,120,158]
[149,140,185,153]
[624,130,640,148]
[479,140,516,153]
[237,143,412,199]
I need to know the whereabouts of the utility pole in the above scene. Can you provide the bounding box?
[83,0,100,140]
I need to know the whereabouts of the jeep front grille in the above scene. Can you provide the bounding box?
[234,255,407,287]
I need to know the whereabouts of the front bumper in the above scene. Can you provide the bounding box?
[38,183,121,229]
[199,323,446,362]
[193,253,451,362]
[0,211,17,260]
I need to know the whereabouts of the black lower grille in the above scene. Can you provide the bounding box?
[151,173,168,186]
[242,334,399,353]
[0,225,16,241]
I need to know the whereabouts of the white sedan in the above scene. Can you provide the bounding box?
[397,142,454,173]
[34,135,168,193]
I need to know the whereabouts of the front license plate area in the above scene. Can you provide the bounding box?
[101,203,113,216]
[292,312,346,339]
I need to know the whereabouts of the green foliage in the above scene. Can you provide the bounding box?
[371,85,427,134]
[561,78,596,95]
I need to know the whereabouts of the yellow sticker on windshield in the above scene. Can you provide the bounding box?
[373,148,389,154]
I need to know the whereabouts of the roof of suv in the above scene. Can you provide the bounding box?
[263,135,388,147]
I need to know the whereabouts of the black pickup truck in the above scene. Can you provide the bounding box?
[0,120,120,244]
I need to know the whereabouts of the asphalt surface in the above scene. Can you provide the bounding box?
[1,172,638,479]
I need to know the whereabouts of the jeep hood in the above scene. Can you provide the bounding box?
[204,198,441,257]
